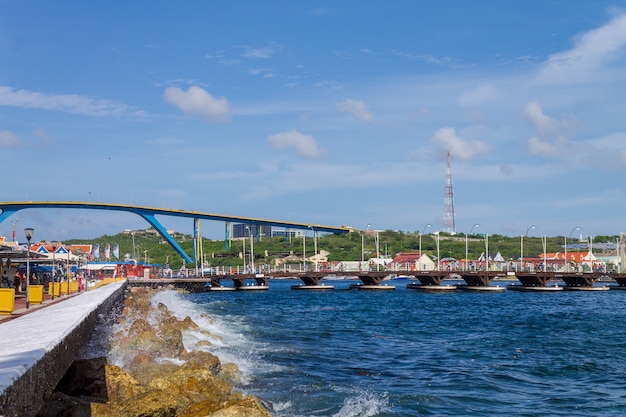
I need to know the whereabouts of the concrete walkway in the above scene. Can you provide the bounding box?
[0,291,82,323]
[0,281,126,417]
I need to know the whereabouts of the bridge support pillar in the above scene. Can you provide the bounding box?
[459,271,505,292]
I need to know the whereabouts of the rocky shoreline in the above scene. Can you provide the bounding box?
[36,286,273,417]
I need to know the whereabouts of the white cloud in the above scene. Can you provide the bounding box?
[0,131,18,148]
[266,130,322,159]
[523,101,574,158]
[163,86,231,122]
[528,135,570,157]
[523,101,559,134]
[335,99,374,122]
[239,45,279,59]
[0,86,132,117]
[431,127,490,160]
[535,11,626,84]
[523,102,626,171]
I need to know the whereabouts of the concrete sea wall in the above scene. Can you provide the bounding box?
[0,281,126,417]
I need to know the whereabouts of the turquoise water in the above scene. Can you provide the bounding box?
[175,279,626,416]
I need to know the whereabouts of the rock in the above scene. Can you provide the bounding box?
[35,391,92,417]
[53,357,108,401]
[104,364,145,405]
[179,349,221,374]
[40,286,276,417]
[196,339,212,348]
[177,395,273,417]
[197,396,274,417]
[179,316,200,331]
[219,363,241,385]
[126,356,181,386]
[115,388,183,417]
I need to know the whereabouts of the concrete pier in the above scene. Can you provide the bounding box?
[0,281,126,417]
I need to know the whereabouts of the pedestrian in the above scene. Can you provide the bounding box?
[1,270,7,288]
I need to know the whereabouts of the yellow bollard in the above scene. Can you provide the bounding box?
[52,282,61,297]
[0,288,15,314]
[69,281,78,293]
[60,281,69,295]
[29,285,44,305]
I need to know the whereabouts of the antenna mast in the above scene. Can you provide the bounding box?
[443,150,456,234]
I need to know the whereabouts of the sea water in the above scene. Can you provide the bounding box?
[155,279,626,416]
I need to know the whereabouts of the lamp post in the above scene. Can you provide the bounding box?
[309,226,317,272]
[484,232,489,271]
[419,224,431,271]
[520,225,536,272]
[249,225,255,273]
[361,224,370,271]
[302,228,306,272]
[24,227,34,309]
[131,232,136,260]
[10,218,18,242]
[542,235,547,272]
[465,224,480,271]
[66,244,71,284]
[565,226,582,273]
[617,238,621,273]
[242,230,246,273]
[434,231,440,271]
[375,230,380,258]
[51,240,58,300]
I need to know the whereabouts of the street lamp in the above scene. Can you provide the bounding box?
[587,235,594,272]
[484,232,489,271]
[309,226,318,272]
[66,244,71,284]
[465,224,480,271]
[10,218,18,242]
[24,227,34,309]
[617,237,622,274]
[434,231,440,271]
[375,230,380,258]
[249,225,255,273]
[419,224,432,271]
[564,226,583,273]
[242,229,246,272]
[520,225,536,272]
[302,227,307,271]
[131,232,136,260]
[361,224,371,270]
[51,240,58,300]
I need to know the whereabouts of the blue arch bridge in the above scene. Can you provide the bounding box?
[0,201,350,264]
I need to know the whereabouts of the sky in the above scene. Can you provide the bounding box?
[2,1,626,243]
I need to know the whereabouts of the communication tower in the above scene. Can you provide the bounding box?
[443,150,456,234]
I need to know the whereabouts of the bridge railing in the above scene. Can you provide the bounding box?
[158,260,605,278]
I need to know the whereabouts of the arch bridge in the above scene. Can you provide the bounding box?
[0,201,350,264]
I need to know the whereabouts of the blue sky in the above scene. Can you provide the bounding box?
[2,1,626,242]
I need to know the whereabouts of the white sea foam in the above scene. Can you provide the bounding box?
[271,389,389,417]
[150,290,268,384]
[331,390,389,417]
